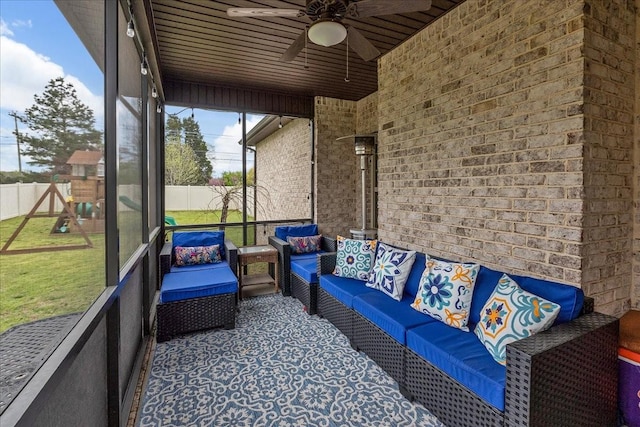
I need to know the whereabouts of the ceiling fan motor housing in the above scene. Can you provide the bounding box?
[306,0,348,20]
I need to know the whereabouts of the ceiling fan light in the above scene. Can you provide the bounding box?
[308,21,347,47]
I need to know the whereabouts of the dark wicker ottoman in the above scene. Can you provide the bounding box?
[156,293,236,342]
[291,272,318,315]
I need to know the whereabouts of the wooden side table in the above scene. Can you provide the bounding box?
[237,245,279,300]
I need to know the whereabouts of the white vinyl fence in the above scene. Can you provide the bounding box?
[0,183,253,221]
[0,182,72,221]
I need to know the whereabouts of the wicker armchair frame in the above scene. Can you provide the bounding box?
[291,272,318,315]
[268,235,336,297]
[156,293,236,342]
[157,237,239,342]
[315,251,619,426]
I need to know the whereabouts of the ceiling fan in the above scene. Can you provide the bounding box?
[227,0,432,62]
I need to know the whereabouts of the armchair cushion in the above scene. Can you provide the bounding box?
[160,263,238,303]
[174,244,222,266]
[287,234,323,254]
[275,224,318,241]
[173,231,226,258]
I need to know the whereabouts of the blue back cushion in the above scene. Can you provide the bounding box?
[172,231,225,258]
[510,273,584,324]
[404,252,428,298]
[275,224,318,241]
[469,265,584,326]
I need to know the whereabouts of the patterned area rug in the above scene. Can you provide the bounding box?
[138,294,444,427]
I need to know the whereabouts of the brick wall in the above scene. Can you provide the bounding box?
[255,118,313,222]
[356,92,378,133]
[375,0,637,315]
[314,97,359,238]
[582,0,636,314]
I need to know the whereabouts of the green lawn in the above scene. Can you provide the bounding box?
[0,216,105,333]
[0,209,253,333]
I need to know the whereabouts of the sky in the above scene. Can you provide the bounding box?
[0,0,261,176]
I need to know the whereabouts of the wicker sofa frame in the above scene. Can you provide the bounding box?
[157,238,238,343]
[316,252,620,427]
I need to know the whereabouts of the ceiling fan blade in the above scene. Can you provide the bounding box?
[279,30,307,62]
[227,8,304,18]
[346,0,432,18]
[347,27,380,61]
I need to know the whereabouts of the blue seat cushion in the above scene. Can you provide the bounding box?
[160,264,238,303]
[407,322,506,411]
[469,265,584,326]
[172,230,226,258]
[319,274,372,308]
[275,224,318,241]
[352,292,435,344]
[290,252,323,283]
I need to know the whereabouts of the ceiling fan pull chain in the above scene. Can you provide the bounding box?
[345,33,350,82]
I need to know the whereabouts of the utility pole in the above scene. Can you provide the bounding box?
[8,111,22,173]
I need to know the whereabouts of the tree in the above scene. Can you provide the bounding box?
[183,116,212,182]
[215,168,261,223]
[222,170,254,186]
[164,140,202,185]
[164,114,212,184]
[19,77,102,174]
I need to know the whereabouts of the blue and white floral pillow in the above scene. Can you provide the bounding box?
[474,274,560,365]
[411,258,479,331]
[332,235,377,281]
[366,242,416,301]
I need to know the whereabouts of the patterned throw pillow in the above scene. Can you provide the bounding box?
[174,244,222,266]
[474,274,561,365]
[411,258,479,331]
[287,234,323,254]
[366,242,416,301]
[332,235,377,281]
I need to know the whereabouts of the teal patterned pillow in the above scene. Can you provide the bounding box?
[287,234,322,254]
[366,242,416,301]
[474,274,561,365]
[411,258,479,331]
[332,235,377,281]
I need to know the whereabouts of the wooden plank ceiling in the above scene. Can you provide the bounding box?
[148,0,464,102]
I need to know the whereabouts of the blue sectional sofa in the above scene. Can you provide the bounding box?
[268,224,336,314]
[317,247,619,427]
[157,230,238,342]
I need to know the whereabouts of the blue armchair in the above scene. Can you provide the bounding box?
[157,230,238,341]
[268,224,336,314]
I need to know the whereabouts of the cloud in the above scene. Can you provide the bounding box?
[211,115,263,176]
[0,19,14,36]
[0,28,104,171]
[0,35,102,117]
